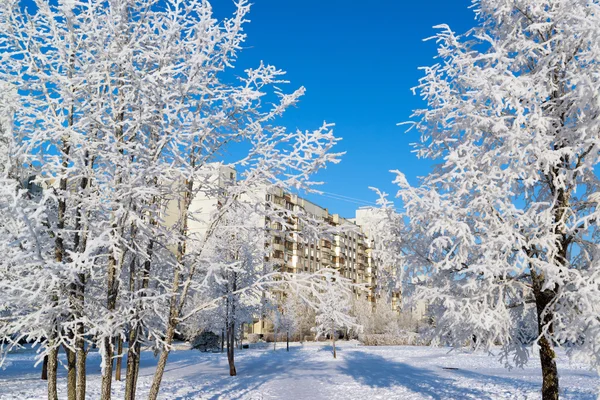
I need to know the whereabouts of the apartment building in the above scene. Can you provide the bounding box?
[263,187,377,302]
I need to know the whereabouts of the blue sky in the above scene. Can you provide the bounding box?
[210,0,476,217]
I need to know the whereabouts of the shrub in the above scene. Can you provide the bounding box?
[247,334,260,344]
[192,331,221,352]
[358,332,429,346]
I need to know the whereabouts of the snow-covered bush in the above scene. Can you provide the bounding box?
[247,334,260,344]
[358,332,423,346]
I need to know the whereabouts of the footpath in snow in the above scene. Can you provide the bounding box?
[0,342,598,399]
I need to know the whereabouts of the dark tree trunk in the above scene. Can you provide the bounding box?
[41,355,48,380]
[532,270,559,400]
[132,342,141,391]
[124,327,139,400]
[286,332,289,352]
[221,328,225,353]
[227,320,237,376]
[332,322,336,359]
[226,272,237,376]
[115,337,123,381]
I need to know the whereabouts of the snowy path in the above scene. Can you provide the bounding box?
[0,342,598,399]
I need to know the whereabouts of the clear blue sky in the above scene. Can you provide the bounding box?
[211,0,476,217]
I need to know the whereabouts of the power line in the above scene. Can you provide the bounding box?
[311,190,379,207]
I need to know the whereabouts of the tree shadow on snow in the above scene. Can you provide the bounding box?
[447,367,597,400]
[152,346,330,400]
[338,351,487,400]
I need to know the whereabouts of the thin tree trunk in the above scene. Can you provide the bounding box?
[100,336,114,400]
[72,152,93,400]
[75,336,86,400]
[240,323,244,350]
[64,344,77,400]
[287,332,289,352]
[221,329,225,353]
[74,275,87,400]
[47,347,59,400]
[124,329,141,400]
[147,173,225,398]
[124,236,150,400]
[227,320,237,376]
[50,130,69,400]
[148,325,176,400]
[123,252,138,400]
[148,237,185,400]
[332,322,336,359]
[132,342,141,392]
[124,330,139,400]
[115,337,123,381]
[41,355,48,380]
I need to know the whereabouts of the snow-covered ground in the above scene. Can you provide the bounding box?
[0,342,598,399]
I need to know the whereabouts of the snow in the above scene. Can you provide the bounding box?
[1,342,597,399]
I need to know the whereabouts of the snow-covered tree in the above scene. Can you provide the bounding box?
[350,295,375,336]
[372,294,400,336]
[279,294,303,351]
[312,271,356,359]
[391,1,600,398]
[190,201,266,376]
[358,193,405,297]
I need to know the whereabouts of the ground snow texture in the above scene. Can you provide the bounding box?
[0,342,598,399]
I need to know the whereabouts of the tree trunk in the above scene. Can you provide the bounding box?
[100,336,113,400]
[75,336,86,400]
[124,336,139,400]
[148,257,183,400]
[221,328,225,353]
[538,334,559,400]
[532,270,559,400]
[227,320,237,376]
[332,322,336,359]
[115,337,123,381]
[124,324,141,400]
[132,342,141,393]
[287,332,289,352]
[64,344,77,400]
[47,347,59,400]
[124,242,147,400]
[41,355,48,380]
[147,325,175,400]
